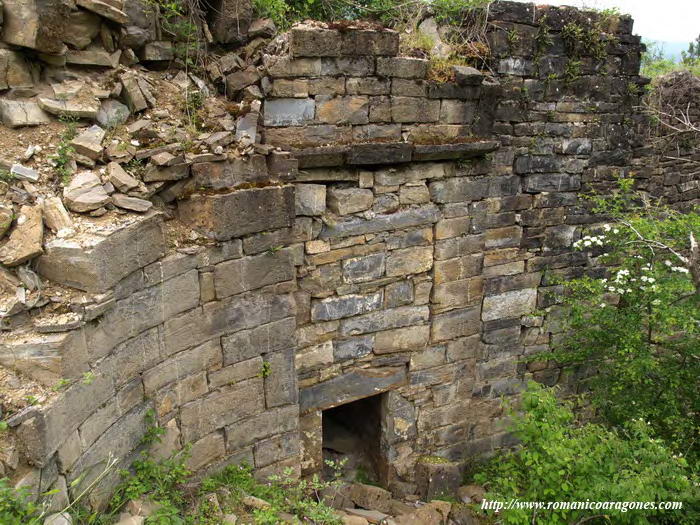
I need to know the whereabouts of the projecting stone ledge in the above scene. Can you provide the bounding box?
[36,212,166,293]
[300,367,407,413]
[413,140,500,161]
[178,185,295,241]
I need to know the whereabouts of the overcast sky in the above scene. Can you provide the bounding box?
[512,0,699,44]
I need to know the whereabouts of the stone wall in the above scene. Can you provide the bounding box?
[1,0,698,508]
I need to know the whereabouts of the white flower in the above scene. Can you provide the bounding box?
[599,303,606,308]
[613,228,619,234]
[603,224,611,232]
[664,260,672,267]
[672,266,690,274]
[652,299,661,306]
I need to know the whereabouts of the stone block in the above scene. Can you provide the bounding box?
[386,246,433,277]
[143,339,222,394]
[431,307,480,342]
[271,79,309,98]
[374,162,449,186]
[315,95,369,125]
[415,458,461,500]
[222,317,296,365]
[180,378,265,443]
[263,98,314,127]
[254,432,301,468]
[320,205,439,239]
[350,483,392,513]
[226,405,299,450]
[347,143,413,165]
[377,57,428,78]
[352,124,402,142]
[311,291,383,322]
[434,255,483,284]
[391,97,440,123]
[295,183,326,216]
[334,335,374,360]
[297,341,334,372]
[186,432,226,471]
[0,100,50,128]
[412,141,500,162]
[341,29,399,56]
[346,77,390,95]
[523,174,581,193]
[482,288,537,321]
[290,27,342,57]
[179,186,294,241]
[321,57,374,76]
[264,125,352,149]
[37,213,166,293]
[0,49,34,90]
[190,157,269,189]
[374,325,430,354]
[2,0,68,54]
[214,249,295,299]
[342,253,386,283]
[299,367,407,412]
[209,356,262,388]
[265,57,322,78]
[440,100,476,124]
[264,348,298,407]
[485,226,522,249]
[327,187,374,215]
[0,204,43,267]
[432,278,484,311]
[340,305,429,336]
[399,183,430,204]
[309,77,346,95]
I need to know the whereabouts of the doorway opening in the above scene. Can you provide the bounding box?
[322,394,384,484]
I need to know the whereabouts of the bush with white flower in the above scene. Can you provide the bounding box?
[546,176,700,467]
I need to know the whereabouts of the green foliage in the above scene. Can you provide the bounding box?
[114,451,191,508]
[642,40,700,80]
[140,409,167,446]
[0,479,44,525]
[51,115,78,185]
[473,383,699,525]
[681,33,700,64]
[258,361,272,378]
[563,59,581,84]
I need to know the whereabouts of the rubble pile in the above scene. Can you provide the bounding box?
[0,0,289,327]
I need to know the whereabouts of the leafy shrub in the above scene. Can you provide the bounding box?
[549,176,700,467]
[473,383,699,525]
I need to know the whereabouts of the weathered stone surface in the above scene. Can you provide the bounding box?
[341,305,429,336]
[226,404,298,450]
[453,65,484,86]
[0,100,50,128]
[327,188,373,215]
[0,204,14,240]
[311,292,383,322]
[523,174,581,193]
[391,97,440,123]
[416,457,461,500]
[112,194,153,212]
[63,172,111,212]
[263,98,314,127]
[295,184,326,216]
[106,162,139,192]
[120,73,148,113]
[66,48,121,68]
[63,9,101,49]
[374,325,430,354]
[350,483,392,513]
[0,50,34,90]
[97,99,130,128]
[214,249,295,299]
[320,205,439,239]
[482,288,537,321]
[208,0,252,44]
[290,27,341,57]
[386,246,433,276]
[432,306,480,342]
[300,367,406,412]
[377,57,428,78]
[347,143,412,165]
[342,253,385,283]
[71,125,105,160]
[138,41,173,61]
[0,205,43,266]
[76,0,128,24]
[190,157,268,189]
[341,29,399,56]
[316,96,369,125]
[38,97,100,119]
[2,0,69,54]
[42,197,73,233]
[37,213,165,292]
[413,141,499,161]
[179,186,294,241]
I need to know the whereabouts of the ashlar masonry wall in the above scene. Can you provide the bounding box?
[1,0,698,508]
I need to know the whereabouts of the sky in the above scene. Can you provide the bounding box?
[513,0,699,57]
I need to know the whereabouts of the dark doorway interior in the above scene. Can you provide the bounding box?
[322,394,383,483]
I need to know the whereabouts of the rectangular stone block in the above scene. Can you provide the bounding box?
[377,57,428,78]
[264,348,298,408]
[320,205,439,239]
[299,367,407,412]
[340,305,430,336]
[347,143,413,165]
[311,291,383,321]
[143,339,222,394]
[265,56,322,78]
[181,378,265,443]
[222,317,296,365]
[432,278,484,311]
[374,325,430,354]
[316,95,369,125]
[213,249,295,299]
[226,405,299,450]
[434,255,483,284]
[290,27,341,57]
[254,431,301,468]
[431,307,480,342]
[186,431,226,471]
[391,97,440,123]
[321,57,375,76]
[37,213,166,293]
[386,246,433,277]
[264,125,352,149]
[341,30,399,56]
[440,100,476,124]
[482,289,537,321]
[263,98,315,127]
[179,186,294,241]
[346,77,390,95]
[523,174,581,193]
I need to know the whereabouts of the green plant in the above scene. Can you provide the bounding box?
[50,115,79,185]
[563,59,582,84]
[547,176,700,467]
[140,409,167,446]
[506,28,519,52]
[0,169,16,183]
[473,382,699,525]
[258,361,272,378]
[82,371,96,385]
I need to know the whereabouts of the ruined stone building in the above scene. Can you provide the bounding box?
[0,0,697,510]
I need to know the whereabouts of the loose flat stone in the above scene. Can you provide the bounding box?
[76,0,129,24]
[38,97,100,119]
[0,205,44,266]
[343,508,390,524]
[42,197,73,233]
[71,125,106,160]
[63,172,111,212]
[66,48,121,68]
[10,164,40,182]
[112,193,152,212]
[412,140,500,161]
[106,162,139,192]
[0,100,50,128]
[96,99,130,128]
